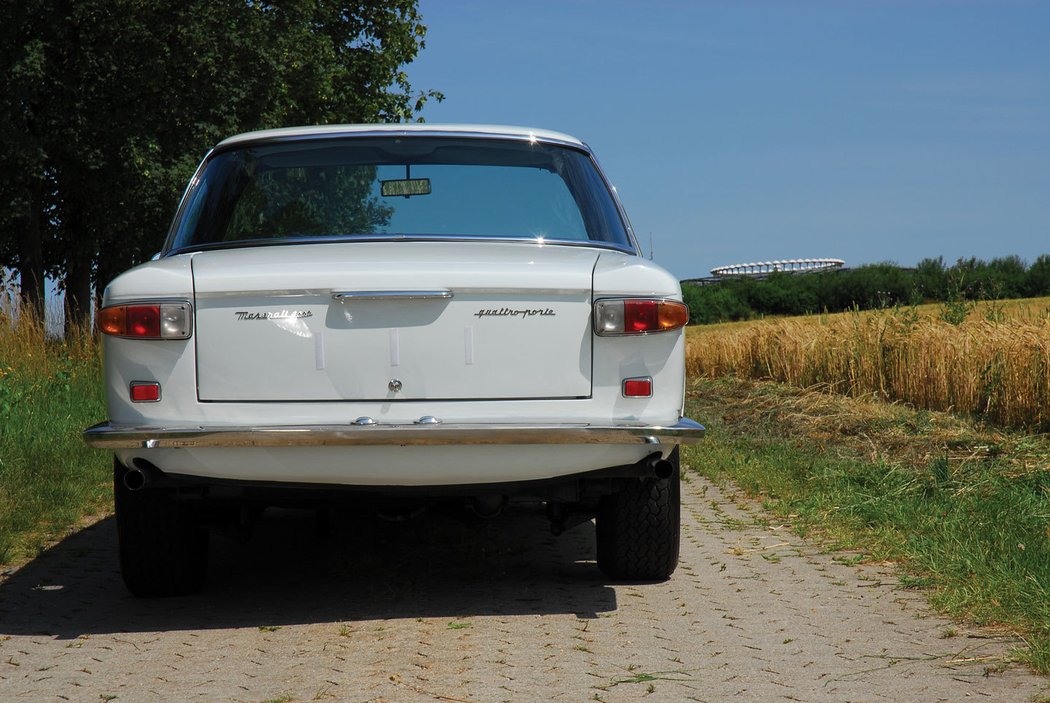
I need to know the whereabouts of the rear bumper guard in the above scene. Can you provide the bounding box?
[83,418,704,450]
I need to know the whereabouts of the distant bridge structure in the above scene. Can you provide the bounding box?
[710,258,845,278]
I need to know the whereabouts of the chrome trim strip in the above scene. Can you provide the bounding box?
[332,289,453,302]
[83,419,705,449]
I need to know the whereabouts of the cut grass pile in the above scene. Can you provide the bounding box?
[686,297,1050,431]
[0,309,110,566]
[684,376,1050,673]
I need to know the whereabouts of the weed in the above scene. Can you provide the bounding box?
[898,574,932,589]
[447,621,471,630]
[311,685,335,700]
[600,670,693,690]
[258,625,281,633]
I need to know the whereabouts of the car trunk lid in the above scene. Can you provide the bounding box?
[191,241,596,401]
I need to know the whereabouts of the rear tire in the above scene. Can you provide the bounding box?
[595,447,681,580]
[114,459,209,597]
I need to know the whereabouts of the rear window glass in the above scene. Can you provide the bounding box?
[167,136,631,252]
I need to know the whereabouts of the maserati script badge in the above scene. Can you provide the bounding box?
[234,310,314,321]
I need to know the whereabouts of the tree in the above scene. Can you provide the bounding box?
[0,0,441,330]
[1026,254,1050,297]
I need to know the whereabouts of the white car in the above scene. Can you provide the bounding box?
[84,124,704,596]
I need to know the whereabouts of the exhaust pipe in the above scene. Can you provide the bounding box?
[646,455,674,480]
[124,460,163,491]
[123,467,149,491]
[468,495,507,519]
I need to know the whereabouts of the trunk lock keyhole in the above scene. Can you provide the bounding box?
[388,379,403,393]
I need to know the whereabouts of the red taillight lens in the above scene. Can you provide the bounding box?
[594,299,689,335]
[127,306,160,337]
[624,300,659,333]
[98,302,192,339]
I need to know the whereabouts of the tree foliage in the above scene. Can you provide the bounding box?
[0,0,440,326]
[683,256,1050,324]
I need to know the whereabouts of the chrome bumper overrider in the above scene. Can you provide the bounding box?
[83,419,704,450]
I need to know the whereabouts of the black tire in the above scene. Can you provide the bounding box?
[114,459,209,597]
[595,447,681,580]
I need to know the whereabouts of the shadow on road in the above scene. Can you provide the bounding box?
[0,505,616,639]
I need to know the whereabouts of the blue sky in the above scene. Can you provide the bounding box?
[408,0,1050,279]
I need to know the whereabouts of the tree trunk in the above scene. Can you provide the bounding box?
[64,258,93,335]
[17,179,46,319]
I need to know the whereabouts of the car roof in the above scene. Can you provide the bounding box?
[216,124,587,150]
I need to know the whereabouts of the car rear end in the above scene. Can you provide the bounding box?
[84,125,703,595]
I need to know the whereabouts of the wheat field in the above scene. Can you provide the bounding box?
[686,298,1050,430]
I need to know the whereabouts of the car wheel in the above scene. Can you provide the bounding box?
[114,458,209,597]
[595,446,681,580]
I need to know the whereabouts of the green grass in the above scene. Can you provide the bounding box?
[684,376,1050,673]
[0,314,110,566]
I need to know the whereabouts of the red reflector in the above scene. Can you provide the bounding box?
[624,300,659,332]
[623,378,653,397]
[127,306,161,337]
[130,383,161,402]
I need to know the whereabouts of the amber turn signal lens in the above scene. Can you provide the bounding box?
[657,300,689,330]
[98,306,127,336]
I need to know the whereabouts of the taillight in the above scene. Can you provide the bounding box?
[99,302,192,339]
[594,298,689,336]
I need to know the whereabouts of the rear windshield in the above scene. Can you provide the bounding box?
[166,136,632,253]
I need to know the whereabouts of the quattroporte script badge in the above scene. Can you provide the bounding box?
[474,307,555,319]
[234,310,314,321]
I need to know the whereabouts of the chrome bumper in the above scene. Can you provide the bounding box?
[83,419,704,450]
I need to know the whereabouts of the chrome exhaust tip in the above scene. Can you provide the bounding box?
[123,467,148,491]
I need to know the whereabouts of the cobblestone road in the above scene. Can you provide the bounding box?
[1,473,1046,702]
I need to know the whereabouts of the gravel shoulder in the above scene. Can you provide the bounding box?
[1,472,1046,702]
